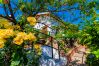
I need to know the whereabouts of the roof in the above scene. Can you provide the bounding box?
[36,12,50,15]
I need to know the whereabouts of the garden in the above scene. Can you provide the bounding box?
[0,0,99,66]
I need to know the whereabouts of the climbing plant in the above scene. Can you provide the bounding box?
[0,0,99,66]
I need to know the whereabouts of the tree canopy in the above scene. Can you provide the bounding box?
[0,0,99,66]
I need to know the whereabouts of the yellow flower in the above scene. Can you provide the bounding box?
[13,32,27,45]
[0,30,5,38]
[0,29,14,38]
[27,33,36,41]
[0,39,5,48]
[24,35,29,40]
[34,44,41,49]
[34,44,42,55]
[5,29,14,38]
[29,22,36,26]
[23,32,36,41]
[17,32,27,38]
[27,17,37,26]
[13,37,23,45]
[0,38,6,43]
[13,32,37,45]
[0,43,4,48]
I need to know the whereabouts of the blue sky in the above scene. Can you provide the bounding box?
[0,9,81,24]
[0,0,82,25]
[55,10,81,24]
[1,1,98,25]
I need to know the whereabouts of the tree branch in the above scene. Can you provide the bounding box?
[0,15,13,22]
[7,0,17,24]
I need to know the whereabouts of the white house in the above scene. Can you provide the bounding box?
[34,12,51,32]
[34,12,68,66]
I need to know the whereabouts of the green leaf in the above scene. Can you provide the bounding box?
[11,61,20,66]
[11,52,21,66]
[93,49,99,58]
[0,0,3,3]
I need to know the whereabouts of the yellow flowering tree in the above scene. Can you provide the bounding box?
[0,14,42,66]
[1,0,96,66]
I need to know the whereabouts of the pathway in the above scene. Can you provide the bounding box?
[67,45,87,66]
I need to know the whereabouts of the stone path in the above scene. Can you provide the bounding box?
[67,45,87,66]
